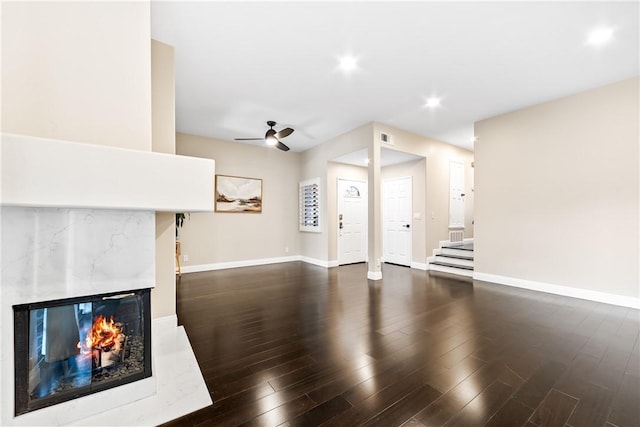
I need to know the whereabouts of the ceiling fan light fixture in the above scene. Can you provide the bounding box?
[265,135,278,146]
[235,121,293,151]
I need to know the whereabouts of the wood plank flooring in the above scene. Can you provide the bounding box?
[160,262,639,427]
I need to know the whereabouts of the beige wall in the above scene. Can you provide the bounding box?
[381,159,427,264]
[298,122,473,268]
[373,124,475,259]
[475,77,639,298]
[176,133,301,266]
[152,40,175,155]
[151,40,177,319]
[1,1,151,150]
[299,123,373,261]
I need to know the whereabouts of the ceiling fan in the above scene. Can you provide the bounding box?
[235,121,294,152]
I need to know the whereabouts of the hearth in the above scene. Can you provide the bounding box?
[13,288,151,416]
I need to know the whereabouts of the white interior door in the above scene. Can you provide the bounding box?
[337,179,367,265]
[449,161,465,228]
[383,177,412,266]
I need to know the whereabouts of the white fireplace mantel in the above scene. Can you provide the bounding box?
[1,133,213,425]
[1,133,215,212]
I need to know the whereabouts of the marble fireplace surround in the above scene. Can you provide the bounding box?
[1,134,215,425]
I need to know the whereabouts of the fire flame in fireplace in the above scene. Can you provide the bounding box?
[86,315,121,350]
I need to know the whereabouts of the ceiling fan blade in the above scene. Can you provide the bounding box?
[275,128,294,139]
[234,138,264,141]
[275,139,290,151]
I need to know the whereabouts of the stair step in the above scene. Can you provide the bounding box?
[442,243,474,251]
[434,255,473,268]
[441,247,473,257]
[429,263,474,277]
[435,254,473,261]
[429,261,474,271]
[432,241,475,277]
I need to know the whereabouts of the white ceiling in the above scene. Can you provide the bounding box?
[151,1,639,153]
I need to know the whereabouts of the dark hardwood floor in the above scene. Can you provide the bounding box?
[161,262,639,427]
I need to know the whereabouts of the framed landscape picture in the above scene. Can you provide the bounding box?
[215,175,263,213]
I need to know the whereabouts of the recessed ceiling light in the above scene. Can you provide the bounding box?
[338,55,358,72]
[424,97,441,108]
[587,27,614,46]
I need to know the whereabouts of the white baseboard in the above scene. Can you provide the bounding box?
[474,272,640,309]
[367,271,383,280]
[300,256,339,268]
[182,255,301,273]
[184,258,436,274]
[411,261,428,271]
[181,255,341,272]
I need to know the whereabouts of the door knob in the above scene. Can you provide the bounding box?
[403,224,410,228]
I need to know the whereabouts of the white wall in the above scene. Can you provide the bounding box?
[1,2,183,320]
[1,1,151,150]
[475,77,639,303]
[176,133,301,268]
[1,2,158,421]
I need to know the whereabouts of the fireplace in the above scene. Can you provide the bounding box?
[13,288,151,416]
[2,134,214,425]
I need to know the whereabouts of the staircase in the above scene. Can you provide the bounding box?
[428,241,474,277]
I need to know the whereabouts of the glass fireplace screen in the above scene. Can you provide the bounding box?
[13,288,151,416]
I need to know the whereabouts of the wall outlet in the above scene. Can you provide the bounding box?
[285,247,289,253]
[183,254,189,262]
